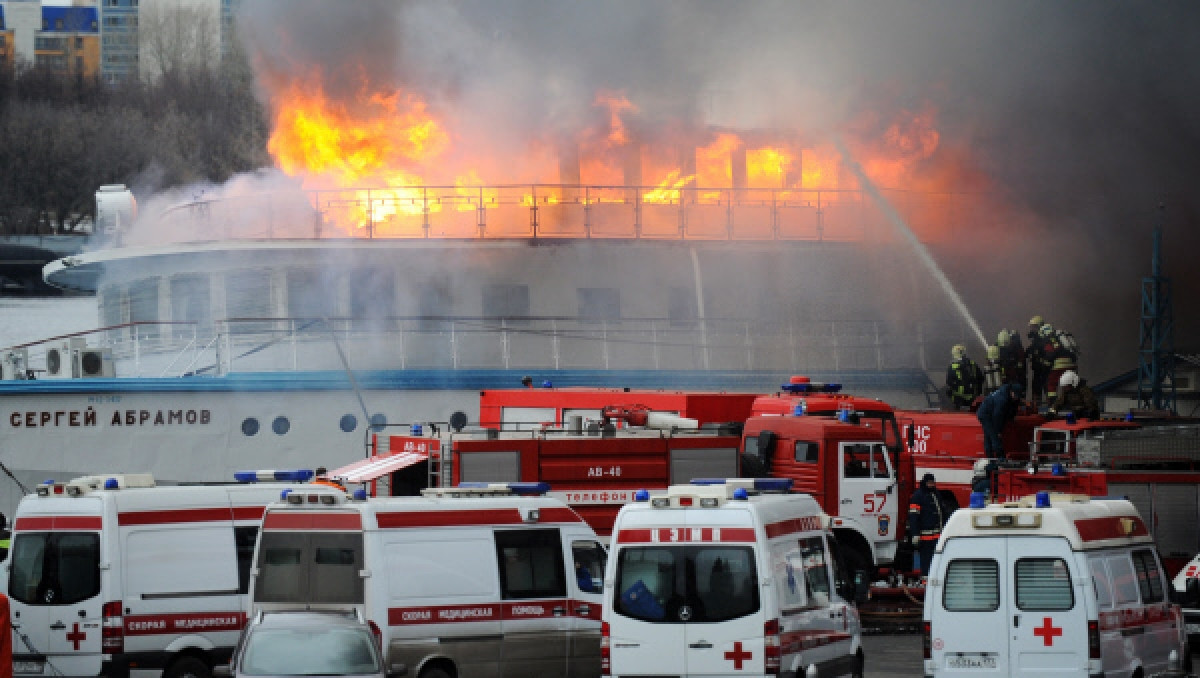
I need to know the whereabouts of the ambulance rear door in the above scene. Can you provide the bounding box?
[928,537,1009,676]
[608,513,688,676]
[1004,537,1087,677]
[679,512,764,677]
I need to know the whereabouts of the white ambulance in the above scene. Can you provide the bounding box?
[603,478,865,678]
[924,491,1190,677]
[1171,553,1200,648]
[5,470,339,678]
[247,481,608,678]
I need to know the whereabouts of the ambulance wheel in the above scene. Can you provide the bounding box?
[851,650,865,678]
[418,668,452,678]
[164,656,210,678]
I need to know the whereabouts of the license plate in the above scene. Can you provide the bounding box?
[1187,623,1200,634]
[13,660,44,674]
[946,654,998,669]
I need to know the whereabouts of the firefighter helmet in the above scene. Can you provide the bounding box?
[997,329,1010,347]
[1030,315,1044,326]
[1059,370,1079,389]
[1040,323,1055,337]
[951,344,967,360]
[987,344,1000,361]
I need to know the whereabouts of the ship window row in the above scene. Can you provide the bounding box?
[238,414,386,437]
[99,272,707,328]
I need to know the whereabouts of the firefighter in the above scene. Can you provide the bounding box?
[996,329,1027,390]
[0,513,9,561]
[908,473,950,577]
[311,466,347,491]
[976,382,1023,460]
[945,344,984,410]
[1049,370,1100,420]
[1039,324,1077,402]
[970,458,997,502]
[1027,315,1049,405]
[982,344,1004,394]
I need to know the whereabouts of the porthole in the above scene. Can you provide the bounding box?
[340,414,358,432]
[241,418,259,436]
[369,413,387,432]
[272,416,290,435]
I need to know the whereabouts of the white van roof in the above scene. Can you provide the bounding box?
[612,480,828,543]
[262,492,590,531]
[938,493,1153,551]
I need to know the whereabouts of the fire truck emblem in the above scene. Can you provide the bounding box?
[877,515,890,536]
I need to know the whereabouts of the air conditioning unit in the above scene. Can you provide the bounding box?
[1,349,29,380]
[45,338,88,379]
[77,349,115,378]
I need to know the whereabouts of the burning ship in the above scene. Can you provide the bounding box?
[0,56,991,516]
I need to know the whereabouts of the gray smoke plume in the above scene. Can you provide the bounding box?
[232,0,1200,381]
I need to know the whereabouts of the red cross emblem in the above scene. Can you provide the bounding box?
[1033,617,1062,647]
[724,641,753,669]
[66,622,87,651]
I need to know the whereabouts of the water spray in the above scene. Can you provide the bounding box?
[834,138,988,351]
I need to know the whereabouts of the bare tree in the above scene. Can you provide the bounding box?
[139,0,220,83]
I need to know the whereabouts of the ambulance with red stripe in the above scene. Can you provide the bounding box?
[603,478,865,678]
[247,481,607,678]
[924,491,1189,677]
[5,470,338,678]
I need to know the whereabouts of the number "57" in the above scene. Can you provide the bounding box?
[863,493,886,513]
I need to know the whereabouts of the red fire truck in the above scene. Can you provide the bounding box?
[988,416,1200,576]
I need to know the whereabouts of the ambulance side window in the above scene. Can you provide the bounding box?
[1107,555,1141,605]
[943,559,999,611]
[495,529,566,599]
[1089,557,1113,609]
[1015,558,1074,611]
[572,540,607,593]
[798,537,831,605]
[794,441,818,463]
[235,526,258,595]
[1131,550,1165,604]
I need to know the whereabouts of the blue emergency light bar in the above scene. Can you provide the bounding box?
[1035,491,1051,508]
[234,469,315,483]
[969,491,987,509]
[781,381,843,394]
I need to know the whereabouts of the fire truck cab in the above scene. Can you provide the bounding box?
[741,410,901,578]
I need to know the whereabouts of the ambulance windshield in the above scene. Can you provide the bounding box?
[7,532,101,605]
[614,546,759,623]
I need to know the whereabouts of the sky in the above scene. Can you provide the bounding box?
[229,0,1200,381]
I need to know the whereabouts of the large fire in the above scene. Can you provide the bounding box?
[265,75,980,240]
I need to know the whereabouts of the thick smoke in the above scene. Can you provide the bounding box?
[229,0,1200,380]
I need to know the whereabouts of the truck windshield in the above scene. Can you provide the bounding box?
[614,545,758,623]
[8,532,101,605]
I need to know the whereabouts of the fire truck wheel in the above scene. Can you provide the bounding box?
[164,656,210,678]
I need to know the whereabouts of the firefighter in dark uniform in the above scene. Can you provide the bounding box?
[976,382,1023,460]
[1049,370,1100,420]
[945,344,984,410]
[996,329,1027,390]
[1027,315,1048,405]
[908,473,950,577]
[0,513,9,561]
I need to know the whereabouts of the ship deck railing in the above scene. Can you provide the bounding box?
[2,316,974,380]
